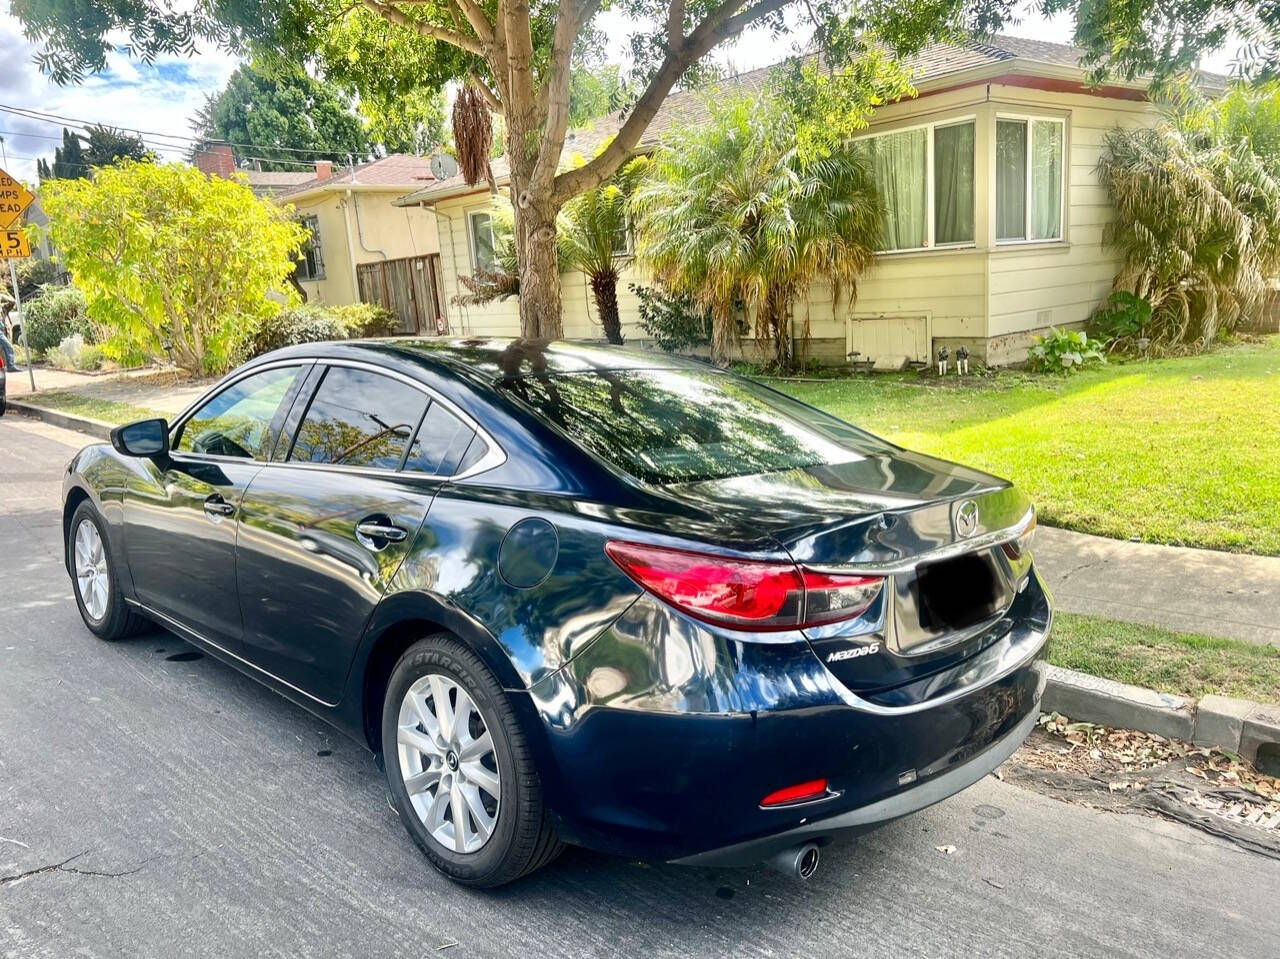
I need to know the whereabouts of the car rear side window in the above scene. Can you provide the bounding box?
[500,369,891,485]
[176,365,300,460]
[288,366,428,470]
[402,401,474,475]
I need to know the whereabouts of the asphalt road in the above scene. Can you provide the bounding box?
[1,413,1277,959]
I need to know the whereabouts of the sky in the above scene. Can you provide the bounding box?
[0,4,1240,185]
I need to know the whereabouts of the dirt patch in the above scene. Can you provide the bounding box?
[1003,713,1280,858]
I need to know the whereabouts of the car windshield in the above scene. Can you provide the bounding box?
[500,368,892,485]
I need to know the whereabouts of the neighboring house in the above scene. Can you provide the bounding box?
[196,147,445,334]
[193,145,313,197]
[395,35,1224,366]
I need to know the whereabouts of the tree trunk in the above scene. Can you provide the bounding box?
[591,270,623,344]
[511,172,564,340]
[710,308,735,367]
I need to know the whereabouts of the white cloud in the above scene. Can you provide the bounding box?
[0,12,236,184]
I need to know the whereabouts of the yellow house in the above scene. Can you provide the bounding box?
[394,36,1224,366]
[276,155,445,334]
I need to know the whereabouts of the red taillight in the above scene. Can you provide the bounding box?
[604,541,882,631]
[1001,511,1037,560]
[761,778,829,807]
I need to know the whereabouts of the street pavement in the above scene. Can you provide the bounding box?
[1,413,1277,959]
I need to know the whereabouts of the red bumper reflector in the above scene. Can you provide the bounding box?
[760,778,829,807]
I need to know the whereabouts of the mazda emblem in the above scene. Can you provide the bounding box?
[954,500,979,538]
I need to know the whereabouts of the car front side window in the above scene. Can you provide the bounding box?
[287,366,429,470]
[175,366,301,460]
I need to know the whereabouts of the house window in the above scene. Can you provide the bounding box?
[854,118,975,252]
[996,117,1065,242]
[468,210,497,272]
[614,214,633,256]
[297,215,325,281]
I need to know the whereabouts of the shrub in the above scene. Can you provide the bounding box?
[1097,83,1280,350]
[631,284,712,353]
[44,333,104,371]
[41,160,307,375]
[329,303,399,338]
[4,258,62,302]
[1028,328,1107,374]
[246,303,398,357]
[22,286,93,354]
[1089,291,1153,345]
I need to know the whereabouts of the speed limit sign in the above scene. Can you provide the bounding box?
[0,228,30,259]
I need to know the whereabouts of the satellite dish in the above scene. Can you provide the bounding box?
[431,153,459,181]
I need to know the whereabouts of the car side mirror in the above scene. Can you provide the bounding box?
[111,418,170,458]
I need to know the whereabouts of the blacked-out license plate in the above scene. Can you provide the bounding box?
[915,552,1002,631]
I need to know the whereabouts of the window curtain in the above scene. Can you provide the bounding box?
[996,120,1027,240]
[933,122,975,245]
[1031,120,1063,239]
[866,129,927,250]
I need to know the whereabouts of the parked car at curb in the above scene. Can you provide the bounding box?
[61,338,1052,887]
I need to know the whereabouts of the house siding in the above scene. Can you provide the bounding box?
[984,86,1155,351]
[425,80,1159,365]
[289,189,439,307]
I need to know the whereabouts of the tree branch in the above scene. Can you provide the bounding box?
[667,0,685,51]
[448,0,496,48]
[358,0,485,55]
[469,71,504,114]
[553,0,793,201]
[530,0,604,188]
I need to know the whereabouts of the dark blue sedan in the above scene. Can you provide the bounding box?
[62,338,1051,886]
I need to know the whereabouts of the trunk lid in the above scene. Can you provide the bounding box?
[657,450,1035,695]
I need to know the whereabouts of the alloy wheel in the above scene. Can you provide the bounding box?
[397,673,501,854]
[74,518,109,622]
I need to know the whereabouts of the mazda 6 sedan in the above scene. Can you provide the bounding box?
[62,338,1051,887]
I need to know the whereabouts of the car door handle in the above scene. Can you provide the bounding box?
[355,519,408,549]
[203,494,236,521]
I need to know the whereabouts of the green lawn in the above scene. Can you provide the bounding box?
[17,390,166,426]
[778,336,1280,554]
[1048,613,1280,704]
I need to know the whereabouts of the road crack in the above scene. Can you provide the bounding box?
[0,850,153,886]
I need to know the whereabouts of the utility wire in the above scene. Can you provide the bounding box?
[0,102,379,159]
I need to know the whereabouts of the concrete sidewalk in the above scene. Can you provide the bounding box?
[8,365,211,416]
[1035,525,1280,647]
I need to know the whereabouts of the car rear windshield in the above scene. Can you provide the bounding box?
[500,368,891,485]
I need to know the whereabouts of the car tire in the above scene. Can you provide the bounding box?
[382,634,563,887]
[68,500,147,641]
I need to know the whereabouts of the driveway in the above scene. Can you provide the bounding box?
[1,414,1276,959]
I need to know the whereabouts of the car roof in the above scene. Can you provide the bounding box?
[294,337,715,383]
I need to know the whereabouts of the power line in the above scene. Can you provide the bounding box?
[0,102,377,159]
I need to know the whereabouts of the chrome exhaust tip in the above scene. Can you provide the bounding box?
[768,842,820,880]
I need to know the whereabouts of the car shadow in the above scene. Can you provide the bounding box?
[107,621,898,914]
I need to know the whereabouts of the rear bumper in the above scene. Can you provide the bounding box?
[526,565,1052,864]
[673,703,1038,866]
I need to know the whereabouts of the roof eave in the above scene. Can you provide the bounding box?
[280,181,438,204]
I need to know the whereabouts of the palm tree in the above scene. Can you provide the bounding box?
[558,158,647,344]
[632,94,882,368]
[1097,82,1280,349]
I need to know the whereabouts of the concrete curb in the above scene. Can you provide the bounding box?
[6,401,114,441]
[1045,665,1280,767]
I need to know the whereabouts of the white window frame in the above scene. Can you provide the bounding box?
[853,114,978,254]
[297,215,325,281]
[995,113,1067,246]
[467,209,497,272]
[613,213,633,257]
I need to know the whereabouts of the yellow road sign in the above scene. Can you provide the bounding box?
[0,168,35,230]
[0,229,31,259]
